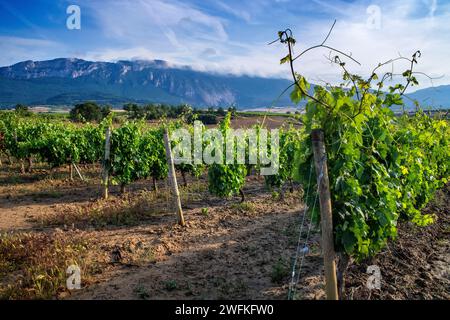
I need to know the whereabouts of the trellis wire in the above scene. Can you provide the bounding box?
[288,160,313,299]
[288,156,324,300]
[291,188,319,299]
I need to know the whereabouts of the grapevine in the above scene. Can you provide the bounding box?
[274,29,450,264]
[207,113,248,202]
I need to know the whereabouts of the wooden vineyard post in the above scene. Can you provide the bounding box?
[70,164,74,181]
[311,129,338,300]
[163,128,185,227]
[73,163,85,181]
[102,126,111,199]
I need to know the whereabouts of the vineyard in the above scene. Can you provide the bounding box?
[0,112,303,200]
[0,101,449,299]
[0,31,449,301]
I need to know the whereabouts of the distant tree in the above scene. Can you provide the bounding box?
[227,105,237,118]
[216,107,226,116]
[101,105,112,118]
[124,103,145,119]
[197,113,218,125]
[179,104,194,123]
[122,103,214,122]
[70,102,103,122]
[14,104,32,117]
[159,104,170,118]
[144,104,162,120]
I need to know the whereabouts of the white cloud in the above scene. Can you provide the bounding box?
[82,47,159,63]
[273,0,450,90]
[0,36,66,66]
[80,0,287,77]
[78,0,449,90]
[1,0,448,91]
[86,0,227,45]
[215,1,251,23]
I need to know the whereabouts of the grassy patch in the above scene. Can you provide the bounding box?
[179,180,208,202]
[134,283,150,299]
[30,190,63,200]
[271,191,281,201]
[230,201,255,214]
[38,191,169,229]
[271,258,289,284]
[164,280,178,291]
[213,277,248,298]
[0,230,92,299]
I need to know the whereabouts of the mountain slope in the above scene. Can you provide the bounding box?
[0,58,448,109]
[408,85,450,109]
[0,58,293,108]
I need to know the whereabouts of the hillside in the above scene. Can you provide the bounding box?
[0,58,293,108]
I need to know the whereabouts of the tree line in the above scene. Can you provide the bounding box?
[4,102,239,125]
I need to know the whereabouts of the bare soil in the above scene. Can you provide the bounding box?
[0,162,448,300]
[344,183,450,300]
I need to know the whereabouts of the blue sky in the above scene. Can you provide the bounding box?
[0,0,449,89]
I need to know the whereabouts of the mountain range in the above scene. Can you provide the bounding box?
[0,58,448,110]
[0,58,293,108]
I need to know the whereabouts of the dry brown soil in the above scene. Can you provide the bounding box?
[0,163,448,300]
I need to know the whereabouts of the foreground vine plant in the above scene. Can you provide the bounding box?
[274,23,450,294]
